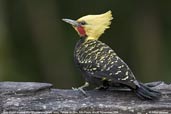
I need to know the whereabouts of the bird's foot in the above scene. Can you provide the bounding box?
[72,87,87,95]
[72,82,89,96]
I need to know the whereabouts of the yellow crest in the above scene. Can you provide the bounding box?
[77,10,113,40]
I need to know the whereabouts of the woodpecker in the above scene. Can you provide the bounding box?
[62,11,161,100]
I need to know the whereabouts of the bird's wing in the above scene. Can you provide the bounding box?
[79,41,136,88]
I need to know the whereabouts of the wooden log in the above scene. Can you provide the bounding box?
[0,81,171,114]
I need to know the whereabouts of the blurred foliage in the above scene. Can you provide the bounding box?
[0,0,171,88]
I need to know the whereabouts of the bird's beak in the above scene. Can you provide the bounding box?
[62,18,79,27]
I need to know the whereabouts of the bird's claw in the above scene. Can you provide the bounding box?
[72,87,87,96]
[72,82,89,96]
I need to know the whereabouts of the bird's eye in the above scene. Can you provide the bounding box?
[79,21,86,25]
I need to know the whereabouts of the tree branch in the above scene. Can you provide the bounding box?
[0,81,171,114]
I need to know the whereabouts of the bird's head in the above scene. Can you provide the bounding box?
[62,10,113,40]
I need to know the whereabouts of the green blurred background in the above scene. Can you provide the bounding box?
[0,0,171,88]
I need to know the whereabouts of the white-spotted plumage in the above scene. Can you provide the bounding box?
[74,39,136,89]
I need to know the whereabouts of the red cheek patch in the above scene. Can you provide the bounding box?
[76,26,86,37]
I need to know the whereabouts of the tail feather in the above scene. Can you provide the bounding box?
[135,83,161,100]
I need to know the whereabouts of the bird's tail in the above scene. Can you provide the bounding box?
[135,82,161,100]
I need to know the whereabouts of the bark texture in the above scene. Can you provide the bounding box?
[0,81,171,114]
